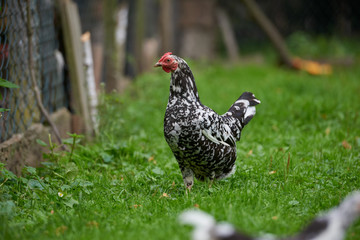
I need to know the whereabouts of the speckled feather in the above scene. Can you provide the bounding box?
[160,54,260,189]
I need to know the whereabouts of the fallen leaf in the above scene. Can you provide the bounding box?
[50,210,54,215]
[269,170,277,175]
[194,204,199,208]
[292,57,332,75]
[246,149,253,157]
[86,220,99,228]
[132,204,142,209]
[162,193,169,198]
[272,216,278,220]
[325,127,331,136]
[121,177,124,181]
[342,140,352,150]
[171,181,175,187]
[148,156,157,164]
[55,225,68,236]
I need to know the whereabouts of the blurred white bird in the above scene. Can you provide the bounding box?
[179,191,360,240]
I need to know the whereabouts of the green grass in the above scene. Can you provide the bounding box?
[286,32,360,59]
[1,62,360,240]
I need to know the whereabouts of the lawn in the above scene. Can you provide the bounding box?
[1,61,360,240]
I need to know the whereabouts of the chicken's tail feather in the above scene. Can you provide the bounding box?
[226,92,260,127]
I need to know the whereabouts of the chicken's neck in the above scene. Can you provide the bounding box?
[169,67,200,102]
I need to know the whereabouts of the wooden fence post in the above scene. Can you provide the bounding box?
[57,0,94,136]
[81,32,98,134]
[216,8,240,61]
[103,1,129,93]
[159,0,174,53]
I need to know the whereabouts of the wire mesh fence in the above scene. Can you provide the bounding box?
[0,0,68,143]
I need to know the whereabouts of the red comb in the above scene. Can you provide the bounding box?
[159,52,172,62]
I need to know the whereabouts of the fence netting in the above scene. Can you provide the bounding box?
[0,0,68,143]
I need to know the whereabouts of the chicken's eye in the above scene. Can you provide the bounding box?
[166,59,170,62]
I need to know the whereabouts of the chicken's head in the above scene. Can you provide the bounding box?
[154,52,178,73]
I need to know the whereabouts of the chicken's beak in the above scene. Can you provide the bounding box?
[154,62,162,67]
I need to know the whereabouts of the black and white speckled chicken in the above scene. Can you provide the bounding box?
[154,52,260,191]
[179,191,360,240]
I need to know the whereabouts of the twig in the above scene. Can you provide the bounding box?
[285,152,290,182]
[287,152,290,175]
[22,0,66,150]
[0,178,9,188]
[269,155,273,171]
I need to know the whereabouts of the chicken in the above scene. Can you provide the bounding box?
[154,52,260,191]
[179,191,360,240]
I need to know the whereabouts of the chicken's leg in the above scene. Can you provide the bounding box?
[182,168,194,193]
